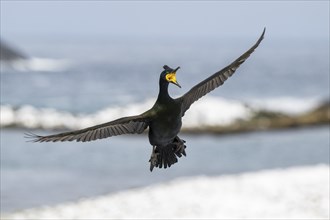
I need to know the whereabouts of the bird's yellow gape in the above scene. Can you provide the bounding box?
[166,73,181,88]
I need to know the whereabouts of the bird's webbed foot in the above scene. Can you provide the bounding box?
[149,146,159,172]
[172,136,187,158]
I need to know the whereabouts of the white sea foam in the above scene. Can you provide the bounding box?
[0,96,322,130]
[2,165,329,219]
[1,57,70,72]
[0,105,78,130]
[183,97,252,127]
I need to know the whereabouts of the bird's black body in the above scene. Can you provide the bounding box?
[149,71,182,146]
[27,28,266,171]
[148,99,182,147]
[147,70,185,170]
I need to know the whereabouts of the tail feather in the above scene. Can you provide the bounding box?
[149,137,186,171]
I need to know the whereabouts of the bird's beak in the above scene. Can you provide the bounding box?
[166,66,181,88]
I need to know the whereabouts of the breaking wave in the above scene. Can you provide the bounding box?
[0,96,323,130]
[0,57,71,72]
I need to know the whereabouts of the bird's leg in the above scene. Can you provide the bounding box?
[173,136,187,157]
[149,146,159,172]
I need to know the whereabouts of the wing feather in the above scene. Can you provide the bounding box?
[27,114,150,143]
[179,28,265,115]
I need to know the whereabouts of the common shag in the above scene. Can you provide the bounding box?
[28,28,265,171]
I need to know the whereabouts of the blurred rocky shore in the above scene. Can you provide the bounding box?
[182,101,330,134]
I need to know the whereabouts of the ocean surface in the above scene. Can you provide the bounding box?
[1,126,329,213]
[1,35,329,212]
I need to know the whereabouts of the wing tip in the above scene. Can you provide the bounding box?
[24,132,43,143]
[262,27,266,38]
[255,27,266,47]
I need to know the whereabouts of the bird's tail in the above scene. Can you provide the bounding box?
[149,137,186,171]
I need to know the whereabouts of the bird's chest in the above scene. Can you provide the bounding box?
[148,102,182,145]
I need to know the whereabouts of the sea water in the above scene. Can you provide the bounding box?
[1,127,329,212]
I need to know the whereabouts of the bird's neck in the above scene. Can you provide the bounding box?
[157,79,172,102]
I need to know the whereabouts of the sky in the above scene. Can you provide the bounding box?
[1,1,329,40]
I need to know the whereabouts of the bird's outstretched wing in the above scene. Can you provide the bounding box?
[179,28,265,115]
[26,114,150,143]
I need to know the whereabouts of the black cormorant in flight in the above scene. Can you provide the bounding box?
[28,28,265,171]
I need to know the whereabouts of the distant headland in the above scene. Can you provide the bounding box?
[0,39,27,61]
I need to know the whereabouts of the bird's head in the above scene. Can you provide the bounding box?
[161,65,181,88]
